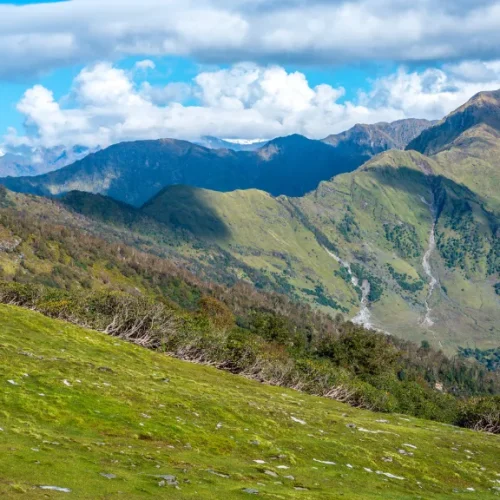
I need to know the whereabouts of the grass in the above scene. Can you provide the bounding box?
[0,304,499,499]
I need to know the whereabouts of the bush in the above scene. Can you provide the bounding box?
[455,397,500,433]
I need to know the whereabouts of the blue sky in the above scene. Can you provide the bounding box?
[1,0,500,150]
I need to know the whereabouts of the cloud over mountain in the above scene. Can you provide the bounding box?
[4,58,500,150]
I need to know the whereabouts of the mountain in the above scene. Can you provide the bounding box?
[137,151,499,353]
[0,135,361,206]
[323,118,436,154]
[0,119,435,207]
[196,135,269,151]
[1,98,499,353]
[407,89,500,212]
[0,144,94,177]
[407,90,500,155]
[58,101,498,353]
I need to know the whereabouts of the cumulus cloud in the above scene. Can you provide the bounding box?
[2,0,500,79]
[4,60,500,150]
[362,61,500,118]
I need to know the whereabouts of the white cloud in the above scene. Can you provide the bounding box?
[2,1,500,78]
[134,59,156,71]
[362,61,500,118]
[4,60,500,150]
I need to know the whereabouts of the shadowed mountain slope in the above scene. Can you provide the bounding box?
[0,119,435,207]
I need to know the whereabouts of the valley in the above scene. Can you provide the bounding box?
[1,96,498,353]
[1,3,500,499]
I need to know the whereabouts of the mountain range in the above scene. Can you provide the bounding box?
[0,119,433,206]
[0,144,94,177]
[0,98,499,353]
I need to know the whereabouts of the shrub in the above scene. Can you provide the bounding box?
[455,397,500,433]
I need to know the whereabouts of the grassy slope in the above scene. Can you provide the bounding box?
[142,186,357,313]
[297,150,500,351]
[432,124,500,212]
[295,151,433,335]
[1,304,500,499]
[3,163,499,352]
[138,151,499,352]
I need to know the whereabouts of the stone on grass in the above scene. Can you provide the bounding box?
[40,486,71,493]
[402,443,417,449]
[155,475,178,487]
[100,473,117,479]
[313,459,336,465]
[264,470,278,478]
[376,471,404,480]
[243,488,259,494]
[207,470,230,478]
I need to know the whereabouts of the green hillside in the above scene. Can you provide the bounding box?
[1,304,499,499]
[138,149,500,352]
[1,92,500,354]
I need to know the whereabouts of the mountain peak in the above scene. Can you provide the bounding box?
[265,133,311,146]
[322,118,435,154]
[407,88,500,155]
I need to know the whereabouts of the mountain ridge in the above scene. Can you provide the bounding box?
[0,118,435,206]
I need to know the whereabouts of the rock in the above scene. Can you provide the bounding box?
[376,471,404,480]
[242,488,259,494]
[207,469,230,478]
[291,416,306,425]
[284,475,295,480]
[264,470,278,478]
[253,460,266,464]
[346,464,353,469]
[313,459,336,465]
[294,487,308,491]
[382,456,393,463]
[7,380,18,386]
[216,422,223,429]
[62,380,71,387]
[39,486,71,493]
[276,465,289,469]
[346,423,356,429]
[250,440,260,446]
[402,443,417,449]
[155,475,178,487]
[100,473,116,479]
[398,449,414,456]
